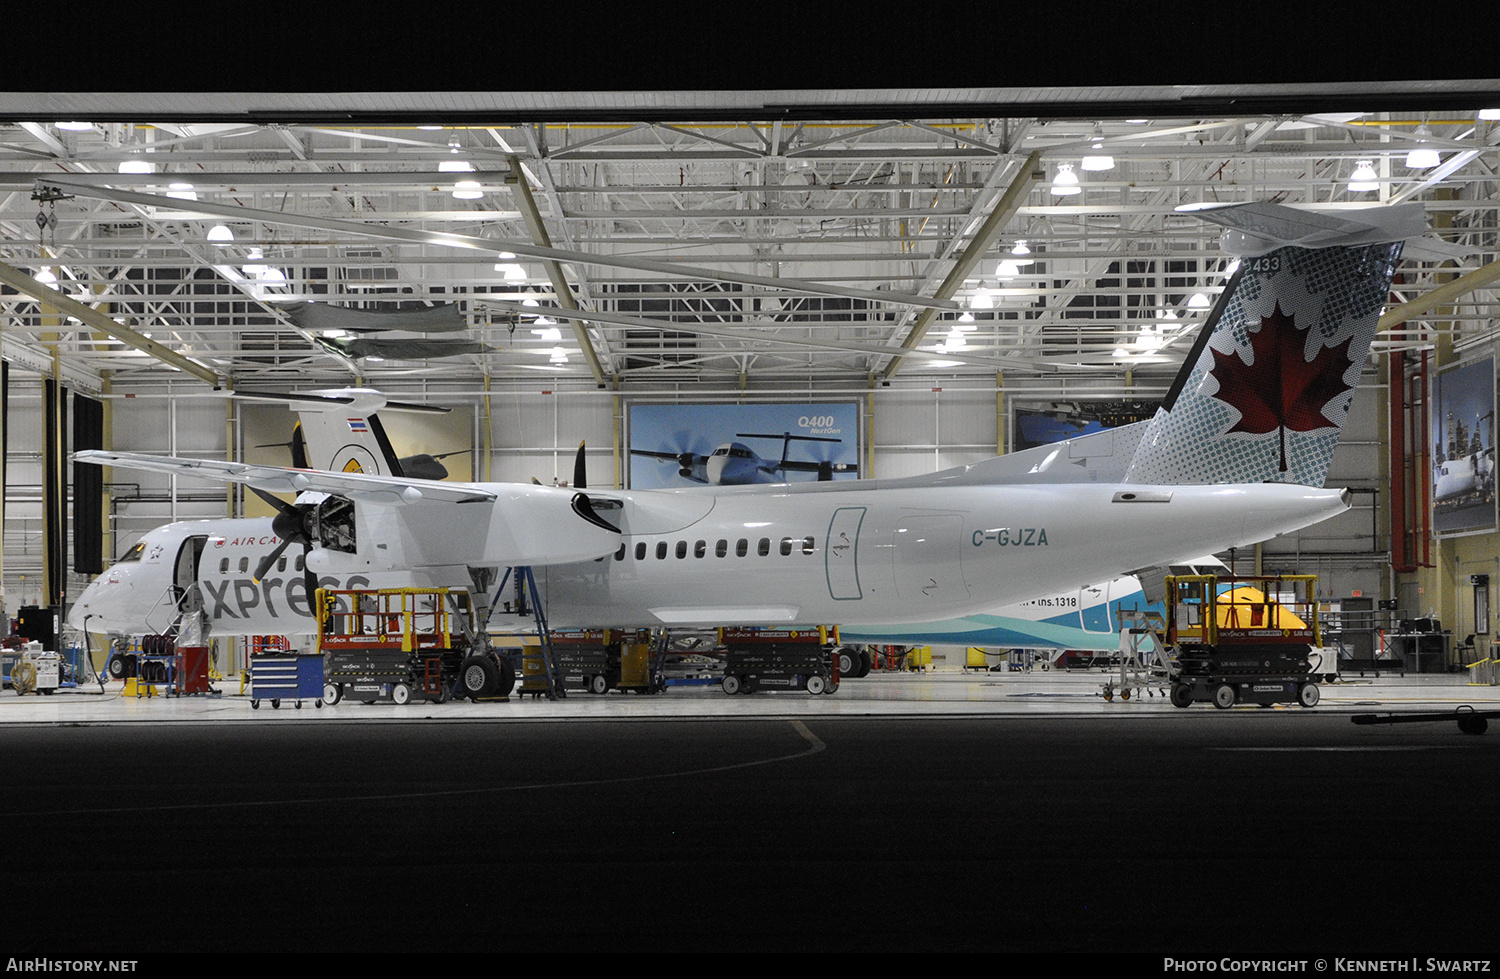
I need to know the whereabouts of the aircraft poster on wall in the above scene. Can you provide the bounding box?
[1012,400,1159,451]
[1432,356,1496,538]
[627,402,859,488]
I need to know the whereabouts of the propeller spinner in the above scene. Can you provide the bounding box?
[248,486,320,600]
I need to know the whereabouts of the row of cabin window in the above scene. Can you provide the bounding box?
[614,536,817,562]
[220,554,304,575]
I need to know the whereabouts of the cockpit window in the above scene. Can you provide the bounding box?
[117,542,146,563]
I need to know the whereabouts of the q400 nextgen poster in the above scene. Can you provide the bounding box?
[627,402,859,489]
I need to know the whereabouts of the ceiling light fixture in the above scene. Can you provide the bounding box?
[1405,123,1440,169]
[206,225,235,246]
[117,159,153,175]
[1050,163,1081,196]
[1009,240,1035,265]
[1081,141,1114,171]
[1348,160,1380,192]
[452,180,483,200]
[54,121,93,131]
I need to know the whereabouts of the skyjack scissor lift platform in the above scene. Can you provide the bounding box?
[317,587,470,705]
[1164,574,1325,709]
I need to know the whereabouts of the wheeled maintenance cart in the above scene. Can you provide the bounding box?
[250,653,324,709]
[1164,573,1325,709]
[718,627,838,695]
[317,587,475,705]
[550,629,623,694]
[516,629,658,697]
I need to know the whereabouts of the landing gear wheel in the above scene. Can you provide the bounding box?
[460,655,499,701]
[806,675,827,696]
[391,682,412,706]
[1458,713,1489,735]
[857,651,872,678]
[1298,682,1320,708]
[107,654,128,680]
[496,656,516,698]
[1212,683,1237,710]
[323,682,343,705]
[722,674,741,695]
[590,674,609,695]
[1170,683,1194,708]
[836,649,857,677]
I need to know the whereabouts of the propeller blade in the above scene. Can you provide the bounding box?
[304,552,320,611]
[247,484,298,518]
[573,441,588,490]
[252,538,292,583]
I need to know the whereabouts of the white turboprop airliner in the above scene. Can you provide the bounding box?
[68,202,1429,693]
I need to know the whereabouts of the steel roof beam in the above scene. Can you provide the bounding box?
[1377,256,1500,331]
[504,154,607,385]
[0,260,220,385]
[41,179,960,314]
[880,150,1045,379]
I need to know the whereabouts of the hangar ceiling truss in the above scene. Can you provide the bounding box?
[0,107,1497,392]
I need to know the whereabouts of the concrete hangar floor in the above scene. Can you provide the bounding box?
[3,669,1498,957]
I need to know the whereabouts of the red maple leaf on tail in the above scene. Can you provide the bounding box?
[1208,303,1356,472]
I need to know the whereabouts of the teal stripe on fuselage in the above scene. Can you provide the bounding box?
[841,593,1163,651]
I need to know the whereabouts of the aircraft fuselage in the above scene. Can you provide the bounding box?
[69,479,1347,639]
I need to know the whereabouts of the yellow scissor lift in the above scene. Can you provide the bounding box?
[317,587,471,705]
[1164,573,1325,709]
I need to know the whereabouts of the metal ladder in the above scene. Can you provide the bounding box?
[1102,609,1173,701]
[490,566,566,700]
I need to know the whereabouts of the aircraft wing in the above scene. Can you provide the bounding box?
[628,449,709,483]
[777,460,857,475]
[74,449,622,566]
[630,449,700,462]
[73,450,496,505]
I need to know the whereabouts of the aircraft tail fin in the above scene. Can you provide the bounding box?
[236,388,449,477]
[1122,203,1414,487]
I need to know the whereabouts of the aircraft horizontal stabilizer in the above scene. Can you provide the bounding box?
[231,387,451,414]
[1177,200,1451,256]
